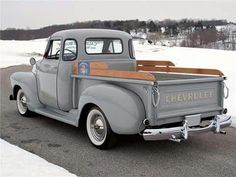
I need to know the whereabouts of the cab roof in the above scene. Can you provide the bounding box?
[50,29,133,60]
[51,29,132,40]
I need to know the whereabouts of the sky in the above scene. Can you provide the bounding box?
[0,0,236,30]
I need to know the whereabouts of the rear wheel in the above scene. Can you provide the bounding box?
[16,89,31,116]
[86,107,116,149]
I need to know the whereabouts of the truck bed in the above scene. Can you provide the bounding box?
[72,61,225,126]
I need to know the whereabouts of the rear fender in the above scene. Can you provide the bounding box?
[10,72,42,111]
[78,84,145,134]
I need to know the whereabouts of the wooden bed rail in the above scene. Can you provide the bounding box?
[72,60,224,81]
[137,60,175,67]
[137,60,224,76]
[72,62,156,81]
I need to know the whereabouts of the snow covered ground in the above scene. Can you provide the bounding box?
[0,39,235,127]
[0,139,77,177]
[0,39,46,68]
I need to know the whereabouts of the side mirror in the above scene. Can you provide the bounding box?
[30,57,36,65]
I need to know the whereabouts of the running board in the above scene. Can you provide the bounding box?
[34,107,78,126]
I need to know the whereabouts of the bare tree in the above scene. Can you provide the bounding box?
[147,32,162,45]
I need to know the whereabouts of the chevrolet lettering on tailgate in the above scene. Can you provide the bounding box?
[165,89,214,104]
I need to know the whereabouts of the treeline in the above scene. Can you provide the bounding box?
[181,26,221,47]
[0,19,228,40]
[181,25,235,50]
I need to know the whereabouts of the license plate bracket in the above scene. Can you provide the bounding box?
[185,114,201,126]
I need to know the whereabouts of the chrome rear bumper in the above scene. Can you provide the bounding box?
[143,115,232,141]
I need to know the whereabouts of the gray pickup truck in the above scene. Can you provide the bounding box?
[10,29,232,149]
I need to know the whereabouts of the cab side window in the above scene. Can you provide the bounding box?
[45,40,61,60]
[63,39,77,61]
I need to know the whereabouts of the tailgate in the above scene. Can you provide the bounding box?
[156,77,224,124]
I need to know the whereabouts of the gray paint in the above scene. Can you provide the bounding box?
[36,59,59,108]
[10,29,229,136]
[10,72,42,110]
[78,84,145,134]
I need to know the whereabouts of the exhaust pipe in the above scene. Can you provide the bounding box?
[143,119,150,126]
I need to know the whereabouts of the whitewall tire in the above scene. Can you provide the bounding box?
[16,89,31,116]
[86,107,116,149]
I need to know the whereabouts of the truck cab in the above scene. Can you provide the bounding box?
[10,29,232,149]
[36,29,136,111]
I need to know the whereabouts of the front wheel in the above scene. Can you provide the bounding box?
[16,89,31,116]
[86,107,116,149]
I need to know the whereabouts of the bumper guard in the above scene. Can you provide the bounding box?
[143,115,232,141]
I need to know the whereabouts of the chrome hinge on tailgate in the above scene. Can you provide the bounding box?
[152,82,160,107]
[224,82,229,99]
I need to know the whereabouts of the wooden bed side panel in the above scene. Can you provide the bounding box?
[90,62,109,70]
[137,65,224,76]
[90,62,155,81]
[90,69,156,81]
[72,62,155,81]
[137,60,175,66]
[72,62,108,75]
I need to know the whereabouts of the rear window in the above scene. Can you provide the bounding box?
[86,38,123,54]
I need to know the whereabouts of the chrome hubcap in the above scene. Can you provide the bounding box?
[87,109,107,146]
[17,90,27,114]
[21,96,27,104]
[91,115,105,142]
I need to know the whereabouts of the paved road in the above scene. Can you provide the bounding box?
[1,65,236,177]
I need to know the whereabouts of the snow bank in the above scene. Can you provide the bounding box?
[0,139,77,177]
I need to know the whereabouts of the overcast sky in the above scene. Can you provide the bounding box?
[1,0,236,30]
